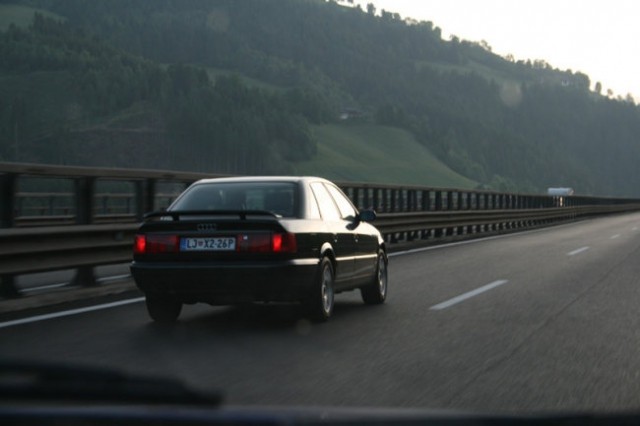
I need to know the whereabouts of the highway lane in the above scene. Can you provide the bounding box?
[1,212,640,414]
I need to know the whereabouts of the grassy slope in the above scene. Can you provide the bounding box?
[293,123,477,189]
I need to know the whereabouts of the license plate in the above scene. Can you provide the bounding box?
[180,237,236,251]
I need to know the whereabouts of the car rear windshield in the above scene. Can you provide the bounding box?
[170,182,299,218]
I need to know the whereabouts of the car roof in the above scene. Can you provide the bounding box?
[191,176,332,185]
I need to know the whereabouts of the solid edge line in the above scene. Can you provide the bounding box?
[0,297,145,330]
[430,280,509,311]
[389,234,510,258]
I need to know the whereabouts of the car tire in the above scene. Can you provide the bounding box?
[361,251,388,305]
[146,296,182,324]
[306,258,335,322]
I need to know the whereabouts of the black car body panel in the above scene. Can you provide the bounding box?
[132,258,319,304]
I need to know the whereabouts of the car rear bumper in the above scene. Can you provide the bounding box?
[130,258,320,304]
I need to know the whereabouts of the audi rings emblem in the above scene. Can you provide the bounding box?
[197,223,217,232]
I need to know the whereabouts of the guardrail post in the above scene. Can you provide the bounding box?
[75,177,96,225]
[73,177,98,287]
[390,189,397,212]
[373,189,380,212]
[136,178,157,220]
[435,191,443,211]
[433,191,443,237]
[1,173,17,228]
[351,187,360,209]
[422,190,431,211]
[362,187,370,210]
[1,275,20,299]
[0,174,22,299]
[71,266,98,288]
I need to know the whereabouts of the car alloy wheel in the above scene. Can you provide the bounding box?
[309,258,334,321]
[321,262,334,315]
[361,251,387,305]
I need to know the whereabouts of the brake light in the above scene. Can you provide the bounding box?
[272,233,297,253]
[134,235,146,254]
[134,234,179,254]
[236,233,297,253]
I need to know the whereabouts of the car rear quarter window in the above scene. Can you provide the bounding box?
[306,185,322,219]
[310,182,341,221]
[325,184,357,220]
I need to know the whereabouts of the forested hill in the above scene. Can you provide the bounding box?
[1,0,640,196]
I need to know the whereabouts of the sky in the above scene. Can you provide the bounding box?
[368,0,640,100]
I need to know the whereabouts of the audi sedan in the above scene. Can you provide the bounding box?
[130,176,388,323]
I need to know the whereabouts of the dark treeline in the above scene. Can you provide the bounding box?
[0,9,325,173]
[2,0,640,195]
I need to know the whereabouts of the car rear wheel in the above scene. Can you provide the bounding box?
[146,296,182,324]
[307,258,335,322]
[361,251,387,305]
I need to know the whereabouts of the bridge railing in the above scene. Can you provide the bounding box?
[2,162,640,299]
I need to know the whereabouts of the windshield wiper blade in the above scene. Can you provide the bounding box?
[0,360,222,406]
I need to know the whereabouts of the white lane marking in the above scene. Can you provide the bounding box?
[610,234,621,239]
[568,246,590,256]
[430,280,509,311]
[389,234,516,258]
[0,298,145,330]
[22,282,68,294]
[97,274,131,283]
[21,274,131,294]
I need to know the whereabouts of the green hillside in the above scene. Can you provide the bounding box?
[294,124,476,188]
[2,0,640,196]
[0,4,62,30]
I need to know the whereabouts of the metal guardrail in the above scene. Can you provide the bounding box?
[2,162,640,299]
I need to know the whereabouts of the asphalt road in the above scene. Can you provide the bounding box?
[2,213,640,415]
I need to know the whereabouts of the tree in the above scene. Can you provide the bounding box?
[595,81,602,95]
[366,3,375,15]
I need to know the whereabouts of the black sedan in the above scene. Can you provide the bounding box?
[130,176,388,323]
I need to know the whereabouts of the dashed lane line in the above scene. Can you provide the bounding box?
[567,246,590,256]
[430,280,509,311]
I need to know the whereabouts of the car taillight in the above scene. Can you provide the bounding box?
[134,235,146,254]
[272,233,297,253]
[134,234,179,254]
[236,233,297,253]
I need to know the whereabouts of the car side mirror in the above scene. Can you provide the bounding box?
[358,209,376,223]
